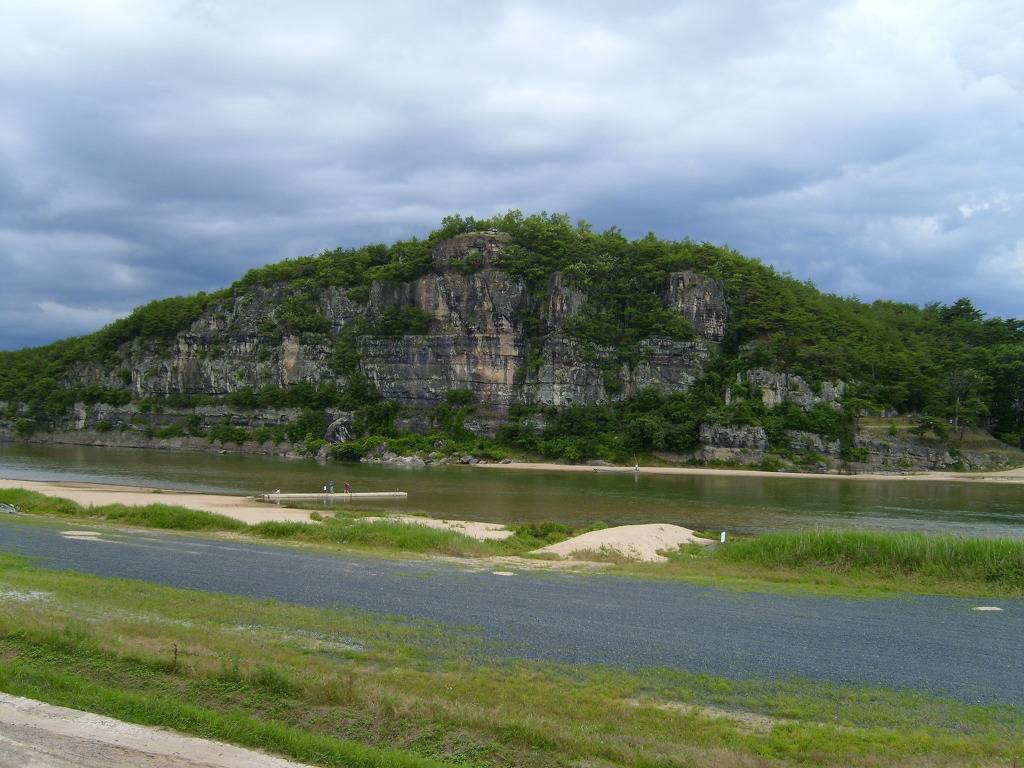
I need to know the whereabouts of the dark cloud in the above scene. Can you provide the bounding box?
[1,0,1022,350]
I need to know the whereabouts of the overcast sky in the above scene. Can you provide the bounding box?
[2,0,1023,349]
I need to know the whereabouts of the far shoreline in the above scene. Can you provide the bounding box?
[475,460,1024,485]
[3,433,1023,485]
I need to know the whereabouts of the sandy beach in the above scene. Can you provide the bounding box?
[478,461,1024,484]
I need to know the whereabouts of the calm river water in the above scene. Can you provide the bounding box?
[1,442,1022,536]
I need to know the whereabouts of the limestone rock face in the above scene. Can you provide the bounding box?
[699,423,769,450]
[68,283,340,398]
[785,429,841,457]
[57,231,730,412]
[665,271,728,341]
[695,424,769,464]
[852,437,1010,472]
[358,254,528,408]
[741,369,845,410]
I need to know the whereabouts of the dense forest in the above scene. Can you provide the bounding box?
[1,212,1022,461]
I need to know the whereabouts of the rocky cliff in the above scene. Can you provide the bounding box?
[63,232,728,411]
[4,224,1020,474]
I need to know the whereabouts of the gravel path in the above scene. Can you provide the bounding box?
[1,520,1021,706]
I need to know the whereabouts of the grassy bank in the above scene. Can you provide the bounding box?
[0,488,595,558]
[0,552,1021,767]
[5,486,1024,597]
[0,487,248,532]
[627,530,1024,598]
[717,530,1024,589]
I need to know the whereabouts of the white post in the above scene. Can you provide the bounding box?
[720,531,727,544]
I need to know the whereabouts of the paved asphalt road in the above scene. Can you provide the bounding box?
[1,520,1021,706]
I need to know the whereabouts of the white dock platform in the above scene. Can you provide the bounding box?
[260,491,407,502]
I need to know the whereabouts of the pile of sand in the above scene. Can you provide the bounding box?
[359,515,514,541]
[533,523,713,562]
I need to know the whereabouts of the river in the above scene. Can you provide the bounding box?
[0,442,1022,536]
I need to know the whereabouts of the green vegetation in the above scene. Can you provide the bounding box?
[1,552,1022,767]
[250,516,605,558]
[358,306,434,338]
[0,488,599,559]
[497,385,718,460]
[252,517,508,557]
[714,530,1024,593]
[2,211,1022,457]
[604,530,1024,599]
[0,489,247,532]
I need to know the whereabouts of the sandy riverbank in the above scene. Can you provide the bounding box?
[477,461,1024,484]
[0,478,315,525]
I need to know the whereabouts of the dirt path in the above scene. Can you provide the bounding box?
[478,461,1024,484]
[0,693,311,768]
[0,478,314,525]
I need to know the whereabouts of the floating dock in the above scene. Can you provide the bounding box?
[260,491,407,502]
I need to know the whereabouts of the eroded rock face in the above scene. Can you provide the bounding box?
[324,414,353,444]
[740,369,845,410]
[852,437,1009,472]
[359,258,528,408]
[785,429,841,457]
[699,423,769,450]
[350,234,730,410]
[58,232,731,414]
[695,424,769,464]
[665,271,728,341]
[68,283,341,398]
[430,231,512,270]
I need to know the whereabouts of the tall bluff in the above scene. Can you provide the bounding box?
[67,232,729,410]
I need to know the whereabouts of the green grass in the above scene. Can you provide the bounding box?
[715,530,1024,592]
[0,487,594,558]
[0,552,1022,767]
[252,518,507,557]
[250,517,603,558]
[607,531,1024,599]
[0,488,247,532]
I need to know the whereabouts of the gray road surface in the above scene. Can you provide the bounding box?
[0,520,1021,706]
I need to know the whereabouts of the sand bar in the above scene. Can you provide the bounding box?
[0,478,316,525]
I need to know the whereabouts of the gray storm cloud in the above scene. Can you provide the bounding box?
[1,0,1022,349]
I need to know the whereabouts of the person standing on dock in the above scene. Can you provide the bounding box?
[343,481,351,494]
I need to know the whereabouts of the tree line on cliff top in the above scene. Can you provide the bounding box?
[1,211,1022,449]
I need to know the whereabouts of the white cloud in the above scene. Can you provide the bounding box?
[37,301,122,331]
[1,0,1023,348]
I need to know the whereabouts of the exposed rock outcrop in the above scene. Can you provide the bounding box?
[696,423,769,464]
[64,232,730,414]
[852,437,1012,472]
[665,271,728,342]
[739,369,845,410]
[785,429,841,457]
[324,414,353,444]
